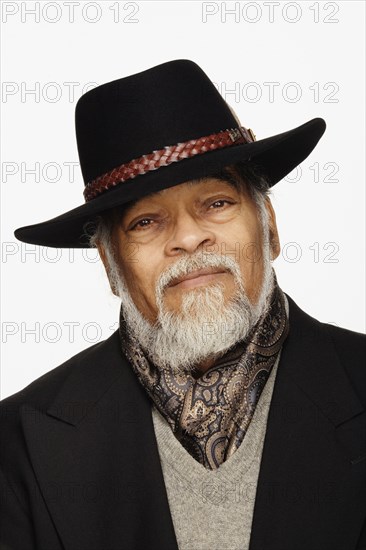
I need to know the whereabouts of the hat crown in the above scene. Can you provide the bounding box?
[75,60,237,185]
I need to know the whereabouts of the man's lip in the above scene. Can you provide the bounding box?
[168,268,227,287]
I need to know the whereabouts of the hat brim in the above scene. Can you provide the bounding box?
[14,117,325,248]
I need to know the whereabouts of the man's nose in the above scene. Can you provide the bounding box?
[164,211,216,256]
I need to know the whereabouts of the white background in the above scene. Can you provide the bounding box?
[1,0,365,398]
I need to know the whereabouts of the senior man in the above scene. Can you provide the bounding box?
[1,60,365,550]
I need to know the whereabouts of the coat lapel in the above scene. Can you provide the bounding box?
[20,294,365,550]
[249,294,366,550]
[20,331,179,550]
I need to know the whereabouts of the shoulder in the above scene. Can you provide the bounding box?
[0,330,120,416]
[286,292,365,355]
[0,329,123,486]
[321,322,366,405]
[286,293,366,405]
[321,321,366,357]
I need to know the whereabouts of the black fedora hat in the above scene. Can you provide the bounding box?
[14,59,326,249]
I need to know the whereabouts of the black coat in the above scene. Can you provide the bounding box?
[1,294,365,550]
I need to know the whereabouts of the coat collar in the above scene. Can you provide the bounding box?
[45,293,363,429]
[20,294,365,550]
[47,294,363,432]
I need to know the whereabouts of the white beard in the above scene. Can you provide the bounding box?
[104,218,274,375]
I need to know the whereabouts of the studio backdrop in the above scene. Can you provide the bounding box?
[1,0,365,398]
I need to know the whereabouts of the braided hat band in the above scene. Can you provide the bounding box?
[83,126,256,202]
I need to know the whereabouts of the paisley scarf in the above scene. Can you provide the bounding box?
[118,273,289,470]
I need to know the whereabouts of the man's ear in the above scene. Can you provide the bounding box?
[264,197,280,261]
[96,241,120,297]
[96,241,108,272]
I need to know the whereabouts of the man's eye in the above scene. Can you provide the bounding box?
[209,199,234,209]
[130,218,154,231]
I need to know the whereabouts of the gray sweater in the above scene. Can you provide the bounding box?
[151,348,281,550]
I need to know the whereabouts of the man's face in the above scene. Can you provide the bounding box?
[101,176,279,322]
[97,173,280,374]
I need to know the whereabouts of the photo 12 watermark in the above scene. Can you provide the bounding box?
[1,1,140,24]
[213,81,340,104]
[1,240,340,265]
[201,2,340,24]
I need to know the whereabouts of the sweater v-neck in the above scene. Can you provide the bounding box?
[152,349,280,487]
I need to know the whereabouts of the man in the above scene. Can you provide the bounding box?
[1,60,365,550]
